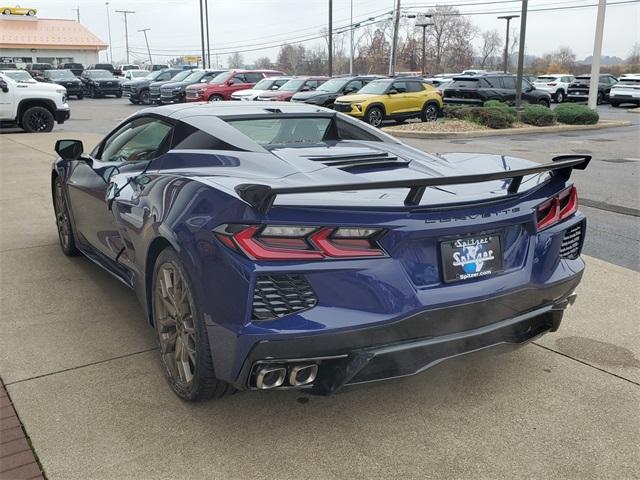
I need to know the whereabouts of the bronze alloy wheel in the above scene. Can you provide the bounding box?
[154,262,197,387]
[53,178,78,255]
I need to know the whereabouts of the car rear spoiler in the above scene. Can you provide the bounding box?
[235,154,591,213]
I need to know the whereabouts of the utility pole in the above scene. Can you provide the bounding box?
[198,0,206,68]
[204,0,211,68]
[388,0,401,76]
[349,0,353,75]
[588,0,607,110]
[115,10,135,63]
[72,6,80,22]
[328,0,333,77]
[497,15,518,73]
[416,15,432,76]
[139,28,152,66]
[105,2,113,64]
[514,0,528,108]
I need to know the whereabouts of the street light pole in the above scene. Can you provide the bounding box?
[328,0,333,77]
[416,15,432,76]
[105,2,113,64]
[204,0,211,68]
[588,0,607,110]
[349,0,353,75]
[139,28,152,66]
[198,0,206,68]
[514,0,528,108]
[115,10,135,63]
[389,0,401,76]
[498,15,518,73]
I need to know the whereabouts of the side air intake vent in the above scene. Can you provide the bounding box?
[560,221,585,260]
[304,152,409,172]
[252,274,318,320]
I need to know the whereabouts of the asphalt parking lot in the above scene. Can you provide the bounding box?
[1,99,639,479]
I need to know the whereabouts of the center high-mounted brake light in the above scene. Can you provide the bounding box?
[214,224,387,261]
[536,186,578,231]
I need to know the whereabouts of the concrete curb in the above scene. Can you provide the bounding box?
[384,119,632,139]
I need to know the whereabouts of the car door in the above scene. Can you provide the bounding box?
[386,80,411,115]
[499,76,516,103]
[404,81,426,112]
[65,116,173,264]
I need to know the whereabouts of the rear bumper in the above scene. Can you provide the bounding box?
[443,97,483,104]
[232,274,581,394]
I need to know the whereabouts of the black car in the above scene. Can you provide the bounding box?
[567,74,618,104]
[86,63,115,75]
[149,69,194,104]
[291,75,384,108]
[0,63,17,69]
[123,68,182,105]
[443,74,552,107]
[159,69,224,104]
[80,69,122,98]
[146,64,168,72]
[25,63,53,81]
[43,69,83,99]
[59,63,84,77]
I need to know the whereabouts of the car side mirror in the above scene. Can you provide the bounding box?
[0,80,8,93]
[55,139,84,161]
[388,88,398,95]
[301,86,310,92]
[344,86,357,94]
[270,85,279,90]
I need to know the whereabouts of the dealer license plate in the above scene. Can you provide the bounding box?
[440,234,503,282]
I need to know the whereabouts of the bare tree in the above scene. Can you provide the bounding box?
[479,29,502,68]
[552,46,576,70]
[626,42,640,66]
[254,56,272,69]
[227,52,244,68]
[426,5,477,73]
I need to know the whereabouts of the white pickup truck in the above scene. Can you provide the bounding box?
[0,69,70,132]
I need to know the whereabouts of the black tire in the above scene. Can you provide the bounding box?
[208,94,223,102]
[554,90,565,103]
[393,118,406,125]
[89,86,96,98]
[3,9,11,14]
[421,102,439,122]
[610,101,620,108]
[365,106,384,127]
[537,98,550,108]
[152,247,232,402]
[115,91,123,98]
[52,177,79,256]
[21,106,54,132]
[77,93,83,100]
[596,92,604,105]
[27,9,35,15]
[139,90,151,105]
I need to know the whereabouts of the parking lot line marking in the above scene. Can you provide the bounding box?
[4,347,158,387]
[580,198,640,217]
[533,343,640,387]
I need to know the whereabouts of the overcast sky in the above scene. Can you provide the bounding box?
[20,0,640,65]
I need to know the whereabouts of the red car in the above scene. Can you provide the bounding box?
[185,69,284,102]
[255,76,329,101]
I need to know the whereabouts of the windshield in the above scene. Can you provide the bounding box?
[225,117,332,146]
[171,70,192,82]
[254,78,276,90]
[278,79,306,92]
[210,71,231,84]
[317,78,349,93]
[89,70,114,79]
[47,70,76,80]
[358,80,391,94]
[184,70,207,82]
[3,71,36,82]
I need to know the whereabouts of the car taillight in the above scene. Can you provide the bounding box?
[536,186,578,231]
[214,224,386,260]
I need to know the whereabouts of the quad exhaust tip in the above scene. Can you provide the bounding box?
[254,363,319,389]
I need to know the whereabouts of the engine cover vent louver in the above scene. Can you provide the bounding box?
[304,152,409,172]
[560,221,585,260]
[252,274,318,321]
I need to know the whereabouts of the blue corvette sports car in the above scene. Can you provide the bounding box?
[51,102,589,401]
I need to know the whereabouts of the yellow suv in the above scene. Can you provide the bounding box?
[333,78,442,127]
[1,6,37,15]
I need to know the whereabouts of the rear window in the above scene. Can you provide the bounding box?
[225,117,332,146]
[536,76,558,81]
[617,78,640,85]
[576,76,590,80]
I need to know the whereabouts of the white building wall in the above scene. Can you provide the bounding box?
[0,48,100,68]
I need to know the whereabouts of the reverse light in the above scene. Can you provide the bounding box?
[214,224,386,261]
[536,186,578,231]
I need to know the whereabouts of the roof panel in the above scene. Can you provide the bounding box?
[0,17,107,49]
